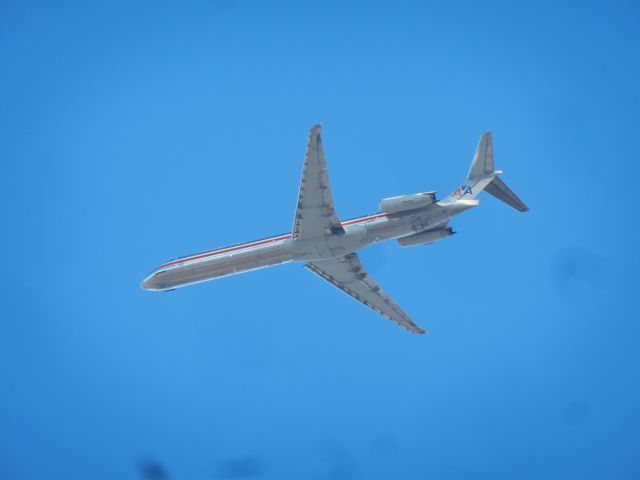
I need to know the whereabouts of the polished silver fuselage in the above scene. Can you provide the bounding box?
[141,127,527,335]
[142,200,471,291]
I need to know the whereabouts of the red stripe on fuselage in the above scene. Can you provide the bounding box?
[340,212,387,226]
[158,212,389,269]
[158,234,291,269]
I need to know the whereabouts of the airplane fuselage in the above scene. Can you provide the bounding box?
[142,199,476,291]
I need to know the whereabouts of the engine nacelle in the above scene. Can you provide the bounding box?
[397,227,454,247]
[379,192,436,214]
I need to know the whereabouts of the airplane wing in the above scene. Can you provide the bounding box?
[305,253,426,334]
[292,125,345,240]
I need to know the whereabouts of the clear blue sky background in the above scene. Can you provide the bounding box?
[1,1,639,479]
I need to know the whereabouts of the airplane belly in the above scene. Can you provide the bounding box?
[364,216,415,243]
[145,242,293,290]
[364,206,450,243]
[289,224,368,261]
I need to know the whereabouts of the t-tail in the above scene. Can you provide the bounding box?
[442,132,529,212]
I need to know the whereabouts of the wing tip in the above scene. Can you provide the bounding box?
[406,323,427,335]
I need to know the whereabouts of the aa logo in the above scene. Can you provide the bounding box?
[453,184,473,199]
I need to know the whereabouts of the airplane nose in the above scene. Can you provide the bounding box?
[141,275,155,290]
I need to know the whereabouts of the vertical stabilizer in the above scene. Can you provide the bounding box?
[467,132,494,180]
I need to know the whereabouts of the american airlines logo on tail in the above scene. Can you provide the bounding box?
[452,184,473,199]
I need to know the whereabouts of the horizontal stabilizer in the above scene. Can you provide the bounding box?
[484,176,529,212]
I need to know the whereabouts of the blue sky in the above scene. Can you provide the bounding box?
[1,1,640,479]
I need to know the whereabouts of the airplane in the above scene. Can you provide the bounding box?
[142,125,528,334]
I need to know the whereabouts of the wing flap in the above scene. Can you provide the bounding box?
[306,253,425,334]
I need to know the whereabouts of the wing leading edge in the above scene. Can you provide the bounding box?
[292,125,344,240]
[306,253,426,334]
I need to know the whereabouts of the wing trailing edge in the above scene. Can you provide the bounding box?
[292,125,344,240]
[305,253,425,334]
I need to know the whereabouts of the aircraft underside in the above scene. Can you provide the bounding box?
[143,126,527,334]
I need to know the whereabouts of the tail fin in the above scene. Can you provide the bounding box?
[467,132,495,180]
[466,132,529,212]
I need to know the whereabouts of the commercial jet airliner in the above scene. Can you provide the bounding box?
[142,126,527,334]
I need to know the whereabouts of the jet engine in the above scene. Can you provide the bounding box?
[379,192,436,214]
[397,227,454,247]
